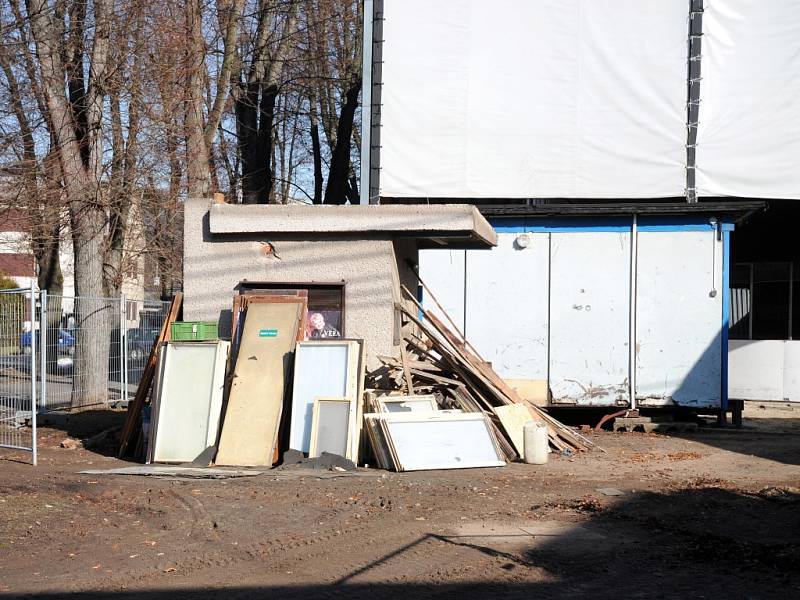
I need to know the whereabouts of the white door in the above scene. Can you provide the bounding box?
[549,232,631,406]
[636,231,722,407]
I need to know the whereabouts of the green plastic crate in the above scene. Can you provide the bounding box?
[170,321,219,341]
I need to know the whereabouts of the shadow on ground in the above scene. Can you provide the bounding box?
[37,410,126,457]
[4,486,798,599]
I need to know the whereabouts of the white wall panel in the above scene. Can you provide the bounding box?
[465,233,549,380]
[635,231,722,407]
[418,249,466,333]
[782,342,800,402]
[697,0,800,198]
[729,340,784,401]
[380,0,687,199]
[549,232,631,405]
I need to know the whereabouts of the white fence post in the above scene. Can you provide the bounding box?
[29,282,37,466]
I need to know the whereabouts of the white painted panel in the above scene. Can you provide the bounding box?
[418,249,466,333]
[728,340,783,401]
[782,341,800,402]
[635,231,722,407]
[382,413,505,471]
[151,341,229,463]
[465,233,549,380]
[380,0,687,198]
[549,232,630,405]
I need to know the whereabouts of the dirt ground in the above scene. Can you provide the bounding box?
[1,402,799,600]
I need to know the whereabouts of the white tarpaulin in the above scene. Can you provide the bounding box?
[379,0,688,199]
[696,1,800,198]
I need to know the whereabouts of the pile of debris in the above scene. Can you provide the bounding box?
[118,292,366,468]
[369,285,593,458]
[116,283,592,473]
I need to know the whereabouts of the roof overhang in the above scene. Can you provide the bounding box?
[478,201,766,224]
[207,203,497,248]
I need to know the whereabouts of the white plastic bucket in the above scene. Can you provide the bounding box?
[523,420,548,464]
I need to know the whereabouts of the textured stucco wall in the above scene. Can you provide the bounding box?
[183,198,409,367]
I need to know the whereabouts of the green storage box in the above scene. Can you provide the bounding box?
[171,321,219,341]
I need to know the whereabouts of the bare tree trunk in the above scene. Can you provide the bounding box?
[309,94,323,204]
[25,0,113,407]
[324,78,361,204]
[185,0,212,198]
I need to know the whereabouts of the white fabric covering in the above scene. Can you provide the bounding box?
[379,0,688,199]
[696,0,800,198]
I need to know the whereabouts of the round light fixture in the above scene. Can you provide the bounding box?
[515,234,531,249]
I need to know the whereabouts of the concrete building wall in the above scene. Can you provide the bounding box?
[183,198,415,367]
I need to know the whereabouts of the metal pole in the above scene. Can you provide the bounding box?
[629,215,638,411]
[29,282,37,466]
[748,263,754,340]
[359,0,374,205]
[120,294,127,405]
[40,291,47,413]
[788,263,793,340]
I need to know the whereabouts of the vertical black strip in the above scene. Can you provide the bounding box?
[686,0,704,203]
[369,0,384,204]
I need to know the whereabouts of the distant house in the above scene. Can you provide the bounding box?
[0,208,36,288]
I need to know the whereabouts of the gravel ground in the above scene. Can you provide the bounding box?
[1,402,799,599]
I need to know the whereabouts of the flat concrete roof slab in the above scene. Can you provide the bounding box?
[206,202,497,247]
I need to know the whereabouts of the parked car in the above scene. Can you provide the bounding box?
[126,327,160,360]
[20,328,75,355]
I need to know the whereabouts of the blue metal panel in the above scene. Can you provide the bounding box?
[491,215,735,233]
[721,229,731,412]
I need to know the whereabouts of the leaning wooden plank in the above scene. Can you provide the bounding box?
[350,340,367,462]
[401,282,486,362]
[399,344,415,395]
[495,403,540,458]
[397,304,592,452]
[215,302,301,467]
[397,305,508,409]
[118,293,182,458]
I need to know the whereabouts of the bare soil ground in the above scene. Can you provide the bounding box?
[1,402,799,599]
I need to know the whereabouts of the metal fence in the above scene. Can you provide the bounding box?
[0,285,37,465]
[39,294,171,412]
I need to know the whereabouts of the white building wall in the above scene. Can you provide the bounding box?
[729,340,800,402]
[421,225,726,408]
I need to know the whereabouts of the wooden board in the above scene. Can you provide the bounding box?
[495,403,539,457]
[504,379,550,406]
[118,293,182,458]
[215,302,300,467]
